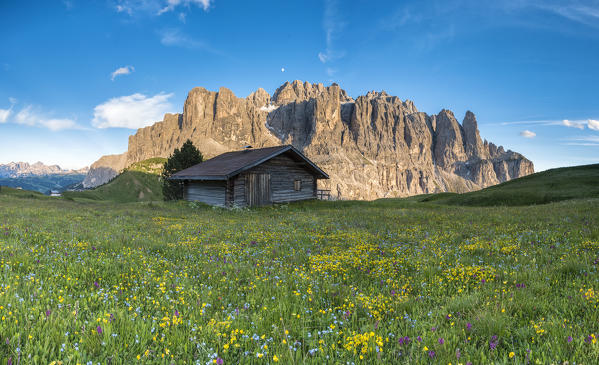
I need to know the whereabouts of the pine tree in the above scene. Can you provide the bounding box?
[161,140,203,200]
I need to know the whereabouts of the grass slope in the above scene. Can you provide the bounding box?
[421,163,599,206]
[63,171,163,202]
[63,158,166,202]
[0,185,50,199]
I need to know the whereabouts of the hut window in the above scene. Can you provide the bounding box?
[294,179,301,191]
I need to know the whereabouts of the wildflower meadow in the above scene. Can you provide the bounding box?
[0,194,598,364]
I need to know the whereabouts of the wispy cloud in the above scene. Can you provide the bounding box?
[562,135,599,146]
[157,0,211,15]
[561,119,586,129]
[92,92,174,129]
[0,98,16,123]
[114,0,211,16]
[318,0,346,65]
[159,28,215,51]
[500,118,599,130]
[111,65,135,81]
[520,130,537,138]
[531,1,599,28]
[12,105,82,131]
[571,135,599,143]
[1,98,81,131]
[588,119,599,131]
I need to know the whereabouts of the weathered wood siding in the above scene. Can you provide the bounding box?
[184,181,226,206]
[232,175,247,207]
[238,153,316,205]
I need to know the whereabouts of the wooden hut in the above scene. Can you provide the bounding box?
[170,145,329,207]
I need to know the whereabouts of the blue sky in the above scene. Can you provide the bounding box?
[1,0,598,170]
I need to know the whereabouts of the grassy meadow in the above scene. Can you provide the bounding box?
[0,186,599,364]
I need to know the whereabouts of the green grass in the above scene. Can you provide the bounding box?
[421,163,599,206]
[62,171,163,202]
[62,158,167,203]
[0,192,599,364]
[0,185,50,199]
[125,157,167,175]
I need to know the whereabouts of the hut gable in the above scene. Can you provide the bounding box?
[170,145,328,207]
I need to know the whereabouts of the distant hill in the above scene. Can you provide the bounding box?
[419,163,599,206]
[0,174,87,194]
[0,186,49,199]
[62,158,166,202]
[0,161,87,177]
[0,161,88,194]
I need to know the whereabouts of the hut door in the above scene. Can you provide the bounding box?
[246,173,271,206]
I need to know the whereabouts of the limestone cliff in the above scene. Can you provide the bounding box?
[84,80,534,199]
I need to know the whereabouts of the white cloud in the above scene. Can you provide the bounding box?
[92,92,174,129]
[588,119,599,131]
[111,65,135,81]
[12,105,80,131]
[318,0,346,64]
[520,130,536,138]
[562,119,585,129]
[0,97,16,123]
[115,0,211,16]
[0,109,10,123]
[158,0,211,14]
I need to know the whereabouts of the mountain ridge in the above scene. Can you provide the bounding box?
[0,161,88,178]
[83,80,534,199]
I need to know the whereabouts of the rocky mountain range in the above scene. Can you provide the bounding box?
[84,80,534,199]
[0,161,88,178]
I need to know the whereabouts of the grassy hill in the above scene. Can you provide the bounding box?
[420,163,599,206]
[0,185,50,199]
[63,158,166,202]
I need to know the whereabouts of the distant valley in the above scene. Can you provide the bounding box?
[0,161,88,194]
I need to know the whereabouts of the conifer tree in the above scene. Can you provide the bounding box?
[161,140,203,200]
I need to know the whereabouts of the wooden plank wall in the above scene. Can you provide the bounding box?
[233,175,246,207]
[237,153,317,205]
[185,181,226,206]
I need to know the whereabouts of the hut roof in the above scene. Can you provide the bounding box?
[170,145,329,180]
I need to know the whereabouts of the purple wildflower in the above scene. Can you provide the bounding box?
[417,336,423,342]
[97,325,103,335]
[174,310,179,317]
[466,322,472,331]
[94,281,99,288]
[438,338,445,345]
[216,358,224,365]
[428,351,435,358]
[45,309,51,318]
[489,335,498,350]
[398,336,410,345]
[456,348,461,360]
[567,336,573,343]
[7,357,12,365]
[431,327,436,332]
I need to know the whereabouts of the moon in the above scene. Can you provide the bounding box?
[281,68,285,72]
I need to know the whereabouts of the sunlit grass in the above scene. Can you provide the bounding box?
[0,194,598,363]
